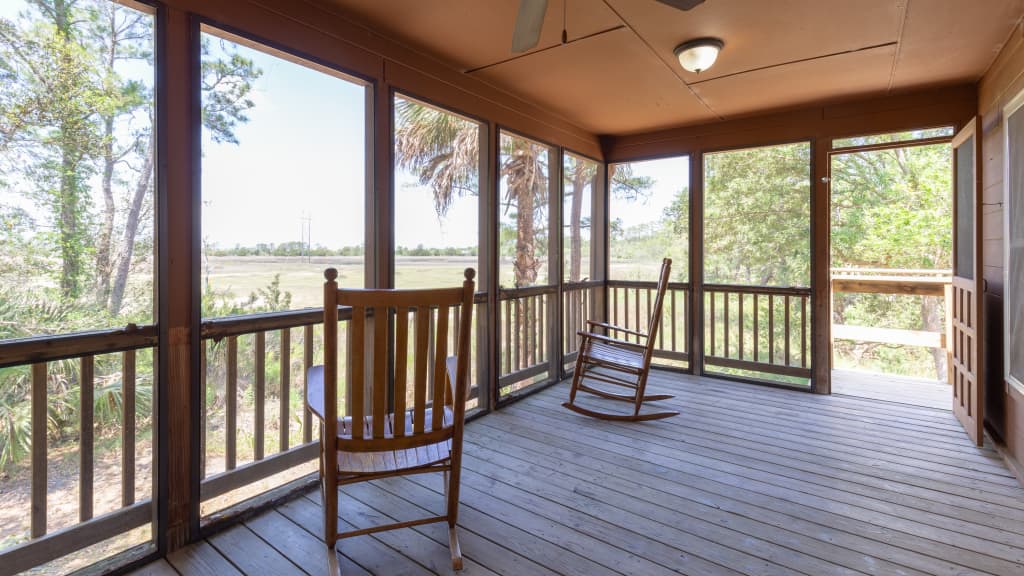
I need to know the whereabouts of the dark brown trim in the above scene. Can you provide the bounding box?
[0,326,157,368]
[691,152,705,376]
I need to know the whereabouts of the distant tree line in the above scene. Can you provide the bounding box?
[205,242,479,257]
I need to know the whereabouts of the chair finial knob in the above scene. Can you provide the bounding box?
[325,268,338,282]
[464,268,476,281]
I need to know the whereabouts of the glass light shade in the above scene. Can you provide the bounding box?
[674,39,723,74]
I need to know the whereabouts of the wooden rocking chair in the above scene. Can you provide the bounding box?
[306,268,475,571]
[563,258,678,421]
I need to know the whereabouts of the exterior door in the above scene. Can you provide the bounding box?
[951,118,984,445]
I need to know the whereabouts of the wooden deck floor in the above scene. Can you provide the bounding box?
[832,368,951,410]
[134,371,1024,576]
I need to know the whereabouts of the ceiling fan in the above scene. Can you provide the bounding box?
[511,0,707,53]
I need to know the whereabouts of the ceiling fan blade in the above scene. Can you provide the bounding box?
[511,0,549,53]
[655,0,706,10]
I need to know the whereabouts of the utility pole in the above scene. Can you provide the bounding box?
[300,213,312,262]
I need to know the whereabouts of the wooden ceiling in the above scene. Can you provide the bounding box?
[321,0,1024,135]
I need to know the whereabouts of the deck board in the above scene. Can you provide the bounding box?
[141,371,1024,575]
[832,368,952,410]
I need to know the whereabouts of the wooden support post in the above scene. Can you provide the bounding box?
[811,137,831,393]
[690,153,705,375]
[159,6,199,550]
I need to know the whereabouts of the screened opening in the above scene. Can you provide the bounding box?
[198,26,370,518]
[607,156,690,369]
[830,140,952,388]
[703,143,812,386]
[0,0,157,571]
[497,130,554,397]
[392,93,485,411]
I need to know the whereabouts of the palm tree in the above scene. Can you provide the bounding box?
[394,98,548,289]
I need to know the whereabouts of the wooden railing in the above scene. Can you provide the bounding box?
[0,325,158,575]
[561,280,602,363]
[198,310,333,514]
[830,268,951,353]
[607,280,690,365]
[831,268,950,373]
[704,284,812,380]
[498,285,556,395]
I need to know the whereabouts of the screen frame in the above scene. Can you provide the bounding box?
[1004,88,1024,394]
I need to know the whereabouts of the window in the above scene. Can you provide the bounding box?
[1006,93,1024,393]
[393,95,482,288]
[608,157,690,282]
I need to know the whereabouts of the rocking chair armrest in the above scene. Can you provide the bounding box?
[585,320,648,338]
[577,330,648,350]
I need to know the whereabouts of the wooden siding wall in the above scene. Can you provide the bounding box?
[603,85,978,396]
[978,18,1024,482]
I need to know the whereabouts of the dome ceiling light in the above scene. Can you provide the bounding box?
[674,37,724,74]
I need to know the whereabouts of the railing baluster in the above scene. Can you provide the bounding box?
[709,291,716,357]
[683,288,689,355]
[801,296,808,368]
[32,362,47,538]
[618,289,626,334]
[630,284,638,336]
[254,331,265,461]
[303,325,313,444]
[80,355,94,522]
[658,292,665,350]
[646,288,652,342]
[499,297,507,375]
[122,349,136,506]
[226,335,238,471]
[738,293,745,360]
[753,294,759,363]
[279,328,290,452]
[784,295,791,367]
[723,291,730,358]
[768,295,775,365]
[613,286,619,327]
[670,289,677,352]
[199,340,206,479]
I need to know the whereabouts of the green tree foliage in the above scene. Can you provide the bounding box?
[0,0,262,473]
[701,143,811,287]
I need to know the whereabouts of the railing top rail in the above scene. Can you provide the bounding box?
[607,279,691,290]
[0,324,157,368]
[831,267,952,277]
[201,292,487,340]
[563,279,604,289]
[499,285,558,298]
[703,283,811,296]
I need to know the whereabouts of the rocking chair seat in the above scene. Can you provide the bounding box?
[336,439,452,475]
[582,337,646,372]
[307,365,454,475]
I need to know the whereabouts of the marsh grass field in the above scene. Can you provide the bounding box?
[204,255,482,307]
